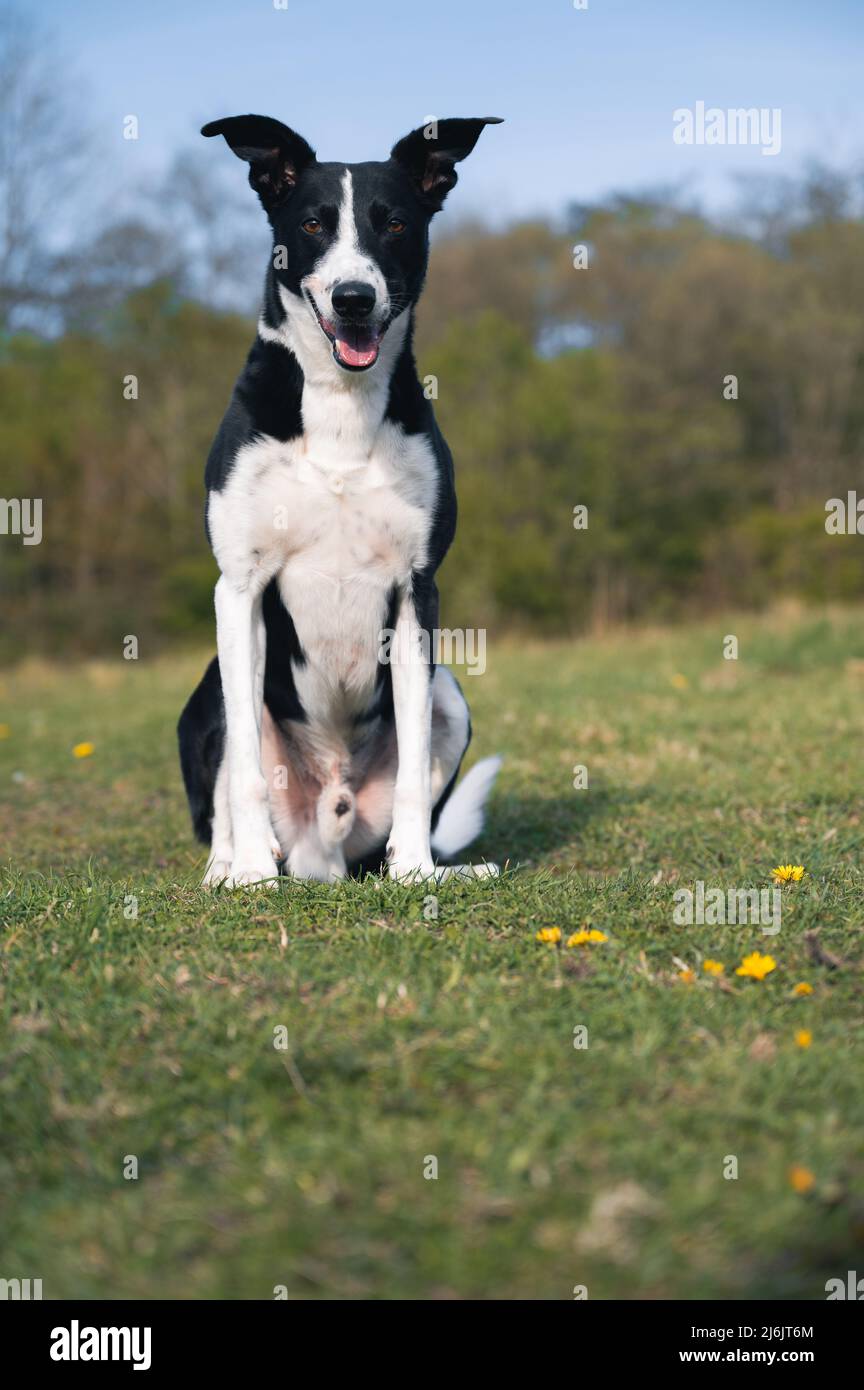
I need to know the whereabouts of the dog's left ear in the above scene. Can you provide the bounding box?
[201,114,316,210]
[390,117,502,211]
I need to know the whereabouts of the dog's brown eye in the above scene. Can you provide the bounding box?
[302,217,322,235]
[387,217,406,235]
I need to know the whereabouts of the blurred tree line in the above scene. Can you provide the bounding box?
[1,9,863,657]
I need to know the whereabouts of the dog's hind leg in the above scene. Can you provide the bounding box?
[178,656,237,885]
[287,768,355,882]
[344,667,501,877]
[287,829,349,883]
[180,658,285,886]
[260,714,352,882]
[202,754,234,886]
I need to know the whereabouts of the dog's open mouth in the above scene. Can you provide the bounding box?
[305,291,386,371]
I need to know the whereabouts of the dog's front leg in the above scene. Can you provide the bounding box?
[215,574,281,887]
[386,593,435,882]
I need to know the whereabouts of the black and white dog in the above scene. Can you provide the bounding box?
[178,114,502,886]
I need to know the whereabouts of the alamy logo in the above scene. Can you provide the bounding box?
[50,1320,151,1371]
[378,626,487,676]
[0,497,42,545]
[825,492,864,535]
[673,882,781,935]
[673,101,781,157]
[825,1271,864,1299]
[0,1277,42,1299]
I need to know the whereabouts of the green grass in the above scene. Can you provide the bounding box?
[2,606,864,1300]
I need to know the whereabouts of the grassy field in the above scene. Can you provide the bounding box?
[2,605,864,1300]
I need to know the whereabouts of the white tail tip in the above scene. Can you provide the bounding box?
[431,754,502,859]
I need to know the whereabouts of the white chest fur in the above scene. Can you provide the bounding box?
[207,413,437,722]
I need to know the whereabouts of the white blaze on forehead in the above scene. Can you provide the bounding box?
[308,169,389,312]
[333,168,359,269]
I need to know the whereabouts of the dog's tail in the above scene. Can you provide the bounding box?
[431,755,502,859]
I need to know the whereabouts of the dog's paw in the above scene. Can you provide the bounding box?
[386,854,436,883]
[386,811,435,882]
[224,862,280,889]
[202,857,233,888]
[317,785,356,846]
[435,862,500,882]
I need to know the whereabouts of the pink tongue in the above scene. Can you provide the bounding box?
[335,336,379,368]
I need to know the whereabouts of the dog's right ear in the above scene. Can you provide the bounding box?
[390,117,502,212]
[201,115,316,210]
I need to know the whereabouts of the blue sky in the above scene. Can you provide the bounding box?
[57,0,863,222]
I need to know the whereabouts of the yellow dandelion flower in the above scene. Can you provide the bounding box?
[0,723,10,739]
[670,673,689,690]
[702,959,724,975]
[795,1029,813,1049]
[536,927,561,945]
[793,981,813,997]
[678,968,696,984]
[72,742,95,759]
[735,951,777,981]
[788,1164,815,1194]
[566,928,608,947]
[771,864,805,884]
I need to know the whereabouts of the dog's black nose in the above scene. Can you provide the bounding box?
[331,280,376,320]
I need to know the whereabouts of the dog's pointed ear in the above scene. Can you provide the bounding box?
[201,115,316,210]
[390,117,502,211]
